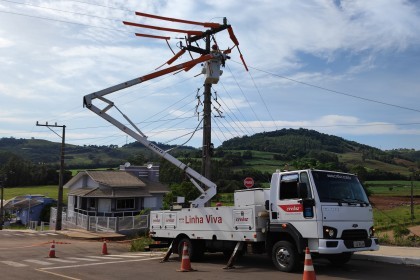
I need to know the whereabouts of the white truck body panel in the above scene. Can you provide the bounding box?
[151,188,268,242]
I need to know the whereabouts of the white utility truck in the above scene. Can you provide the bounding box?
[150,169,379,271]
[83,17,378,272]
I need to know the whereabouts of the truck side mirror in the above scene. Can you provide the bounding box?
[265,200,270,211]
[298,182,308,198]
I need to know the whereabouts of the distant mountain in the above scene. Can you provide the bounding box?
[221,128,373,154]
[1,128,419,175]
[0,137,197,169]
[219,128,419,176]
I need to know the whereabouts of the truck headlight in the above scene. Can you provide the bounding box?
[323,226,337,239]
[369,226,375,237]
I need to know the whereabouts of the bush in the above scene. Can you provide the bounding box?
[393,226,410,238]
[130,235,154,252]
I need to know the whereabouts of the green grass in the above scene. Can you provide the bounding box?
[366,181,420,196]
[2,185,69,201]
[374,205,420,230]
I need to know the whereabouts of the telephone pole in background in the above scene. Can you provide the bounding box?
[36,121,66,230]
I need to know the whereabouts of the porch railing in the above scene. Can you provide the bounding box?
[50,207,149,232]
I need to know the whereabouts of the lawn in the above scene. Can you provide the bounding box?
[2,185,69,201]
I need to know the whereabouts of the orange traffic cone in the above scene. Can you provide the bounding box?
[177,242,195,272]
[303,247,316,280]
[102,239,108,255]
[48,240,56,258]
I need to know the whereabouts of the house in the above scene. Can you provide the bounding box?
[64,165,169,217]
[4,195,56,226]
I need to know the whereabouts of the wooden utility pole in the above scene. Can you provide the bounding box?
[0,177,4,230]
[202,34,212,195]
[36,122,66,230]
[411,179,415,222]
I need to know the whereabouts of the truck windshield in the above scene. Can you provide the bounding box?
[312,171,369,204]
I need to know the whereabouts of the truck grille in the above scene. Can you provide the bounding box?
[341,229,368,240]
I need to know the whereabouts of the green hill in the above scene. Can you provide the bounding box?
[1,128,419,182]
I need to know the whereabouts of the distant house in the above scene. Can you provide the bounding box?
[64,165,169,217]
[4,195,56,226]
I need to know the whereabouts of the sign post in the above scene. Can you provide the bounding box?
[243,177,254,189]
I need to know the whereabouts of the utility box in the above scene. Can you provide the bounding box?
[234,188,266,207]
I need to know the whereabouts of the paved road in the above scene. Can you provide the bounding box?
[1,230,419,280]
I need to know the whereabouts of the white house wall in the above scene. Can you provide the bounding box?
[68,196,75,217]
[144,195,164,210]
[98,199,111,212]
[144,197,158,209]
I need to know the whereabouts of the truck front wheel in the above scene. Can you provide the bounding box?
[271,241,300,272]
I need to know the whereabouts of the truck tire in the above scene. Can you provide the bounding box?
[326,252,353,265]
[177,238,204,262]
[271,241,300,272]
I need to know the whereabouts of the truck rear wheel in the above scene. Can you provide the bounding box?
[177,238,204,262]
[271,241,300,272]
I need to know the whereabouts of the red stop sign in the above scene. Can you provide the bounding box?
[244,177,254,188]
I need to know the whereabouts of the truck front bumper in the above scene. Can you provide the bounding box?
[317,238,379,254]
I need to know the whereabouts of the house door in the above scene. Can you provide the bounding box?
[98,199,111,213]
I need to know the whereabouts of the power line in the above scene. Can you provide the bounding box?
[66,0,135,13]
[0,9,130,34]
[0,0,129,22]
[248,69,278,130]
[218,82,254,135]
[225,64,266,130]
[232,60,420,114]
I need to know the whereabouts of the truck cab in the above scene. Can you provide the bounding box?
[267,169,379,271]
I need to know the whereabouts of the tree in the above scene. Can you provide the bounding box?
[163,182,201,209]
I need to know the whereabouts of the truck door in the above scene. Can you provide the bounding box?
[276,172,318,238]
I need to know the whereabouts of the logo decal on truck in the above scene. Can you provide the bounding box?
[181,215,223,224]
[279,204,303,212]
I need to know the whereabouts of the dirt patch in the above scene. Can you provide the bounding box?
[369,195,419,211]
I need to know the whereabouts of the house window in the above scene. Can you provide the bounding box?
[88,198,96,210]
[116,198,135,210]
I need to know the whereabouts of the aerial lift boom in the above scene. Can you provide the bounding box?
[83,13,247,207]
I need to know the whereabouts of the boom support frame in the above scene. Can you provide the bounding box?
[83,54,225,207]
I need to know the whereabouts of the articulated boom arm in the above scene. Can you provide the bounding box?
[83,54,224,207]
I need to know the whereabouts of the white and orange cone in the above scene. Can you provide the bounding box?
[48,240,56,258]
[177,242,195,272]
[303,247,316,280]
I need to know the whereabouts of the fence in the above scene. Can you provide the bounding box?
[50,207,149,232]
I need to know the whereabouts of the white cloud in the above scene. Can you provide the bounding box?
[1,0,420,149]
[0,37,14,48]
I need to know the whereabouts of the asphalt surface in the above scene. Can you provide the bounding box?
[1,229,419,280]
[54,228,420,267]
[2,229,420,266]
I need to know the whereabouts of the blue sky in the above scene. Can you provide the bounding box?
[1,0,420,151]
